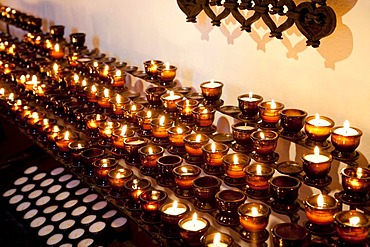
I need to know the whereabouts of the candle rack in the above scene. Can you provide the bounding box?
[177,0,337,48]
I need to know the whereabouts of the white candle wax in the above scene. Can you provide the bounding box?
[164,94,182,100]
[164,206,187,216]
[208,243,228,247]
[181,219,207,231]
[236,125,254,130]
[304,154,330,163]
[33,173,46,181]
[240,96,259,102]
[36,196,51,206]
[202,82,222,88]
[28,189,43,199]
[127,140,145,145]
[333,127,359,136]
[38,224,54,237]
[308,118,331,127]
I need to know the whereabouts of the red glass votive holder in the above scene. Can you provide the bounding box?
[93,158,118,187]
[86,114,107,139]
[124,137,149,166]
[68,140,91,168]
[331,121,363,161]
[138,145,165,176]
[202,142,229,176]
[304,194,340,236]
[110,94,130,120]
[200,80,223,107]
[55,130,77,159]
[238,93,263,121]
[157,155,183,187]
[124,178,151,211]
[50,43,65,59]
[231,122,257,153]
[200,232,234,247]
[143,60,164,80]
[86,84,100,108]
[110,69,126,88]
[122,103,144,126]
[139,190,168,224]
[160,91,183,116]
[160,201,189,239]
[269,176,301,214]
[107,167,133,198]
[178,213,210,246]
[215,189,246,227]
[192,176,221,212]
[192,105,216,134]
[340,167,370,204]
[251,129,279,163]
[150,116,173,146]
[167,125,192,156]
[245,163,274,200]
[136,110,158,137]
[176,99,199,125]
[98,121,120,147]
[222,153,251,187]
[280,108,307,140]
[184,133,210,164]
[173,165,201,198]
[334,210,370,245]
[157,63,177,84]
[301,147,332,188]
[97,88,112,113]
[145,86,167,109]
[271,223,308,247]
[304,114,335,149]
[111,126,135,157]
[258,100,284,129]
[238,202,271,243]
[80,148,105,177]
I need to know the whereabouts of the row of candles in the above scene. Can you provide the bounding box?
[0,9,368,246]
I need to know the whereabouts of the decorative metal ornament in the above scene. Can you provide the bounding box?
[177,0,336,47]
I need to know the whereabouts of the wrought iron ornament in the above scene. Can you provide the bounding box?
[177,0,336,48]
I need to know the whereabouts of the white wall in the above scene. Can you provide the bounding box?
[3,0,370,163]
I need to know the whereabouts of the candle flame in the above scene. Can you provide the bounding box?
[31,112,39,119]
[356,168,363,179]
[8,93,14,101]
[131,104,137,111]
[181,167,188,173]
[20,75,26,84]
[16,99,22,105]
[349,216,360,226]
[213,233,221,246]
[147,110,152,118]
[249,92,253,98]
[148,147,153,155]
[91,85,97,93]
[121,125,127,136]
[185,100,190,106]
[96,114,101,121]
[64,131,69,140]
[82,79,87,87]
[115,172,121,179]
[43,119,49,125]
[172,200,178,210]
[31,75,38,84]
[53,126,60,132]
[0,88,4,95]
[195,134,202,142]
[159,115,165,126]
[314,146,320,157]
[77,143,82,148]
[211,142,216,152]
[192,212,198,223]
[251,207,259,217]
[270,99,276,109]
[53,63,58,72]
[103,65,109,75]
[344,120,351,134]
[315,113,320,122]
[116,94,121,104]
[115,69,121,77]
[102,159,108,167]
[317,194,324,208]
[169,91,174,97]
[233,155,239,164]
[73,74,79,82]
[176,127,183,134]
[165,62,170,70]
[107,121,113,128]
[54,43,60,52]
[202,108,208,114]
[256,165,262,176]
[260,131,265,139]
[104,88,109,98]
[132,179,138,189]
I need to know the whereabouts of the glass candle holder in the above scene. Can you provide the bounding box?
[202,142,229,176]
[138,145,165,176]
[280,109,307,140]
[304,194,340,236]
[231,122,257,153]
[145,86,167,109]
[139,190,168,224]
[150,116,173,146]
[271,223,308,247]
[331,121,363,161]
[176,99,199,125]
[245,163,274,200]
[124,178,151,211]
[301,147,332,189]
[111,126,135,157]
[173,165,201,198]
[269,176,301,214]
[238,93,263,121]
[110,68,126,88]
[334,210,370,245]
[86,114,107,139]
[110,94,130,120]
[44,125,65,150]
[200,232,234,247]
[143,60,164,80]
[184,133,210,164]
[340,167,370,204]
[98,121,120,147]
[215,189,246,227]
[136,110,159,137]
[167,126,192,156]
[238,202,271,243]
[251,130,279,163]
[192,105,216,134]
[68,140,91,168]
[304,114,335,149]
[26,111,46,135]
[192,176,221,212]
[160,201,189,239]
[222,153,251,187]
[93,158,118,187]
[122,103,144,126]
[200,80,223,107]
[79,147,105,178]
[157,155,183,187]
[258,100,284,129]
[55,130,77,159]
[50,43,65,59]
[70,32,86,49]
[123,137,149,166]
[97,88,112,113]
[178,213,210,246]
[74,108,95,131]
[86,84,100,108]
[107,167,133,198]
[158,63,177,84]
[160,91,183,117]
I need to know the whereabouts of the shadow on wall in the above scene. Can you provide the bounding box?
[191,0,357,70]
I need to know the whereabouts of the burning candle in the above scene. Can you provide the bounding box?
[192,106,216,128]
[334,210,370,244]
[173,165,201,198]
[245,163,274,196]
[124,137,149,166]
[50,43,65,59]
[167,126,192,155]
[108,167,133,194]
[55,130,77,152]
[201,232,234,247]
[93,158,118,187]
[160,91,183,113]
[135,110,156,137]
[200,80,223,105]
[87,84,99,104]
[222,153,250,186]
[280,109,307,139]
[258,99,284,127]
[151,115,173,138]
[124,178,151,211]
[302,146,332,179]
[304,194,340,225]
[97,88,111,109]
[176,99,199,123]
[341,167,370,194]
[112,125,135,155]
[144,60,164,79]
[111,69,125,87]
[139,190,168,224]
[184,133,209,164]
[24,75,40,92]
[305,114,335,147]
[331,120,362,155]
[111,94,130,117]
[158,62,177,83]
[161,200,187,216]
[238,202,270,237]
[251,130,279,162]
[231,123,257,153]
[179,212,210,246]
[123,103,144,124]
[138,145,165,175]
[238,92,263,120]
[160,201,189,237]
[202,142,229,175]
